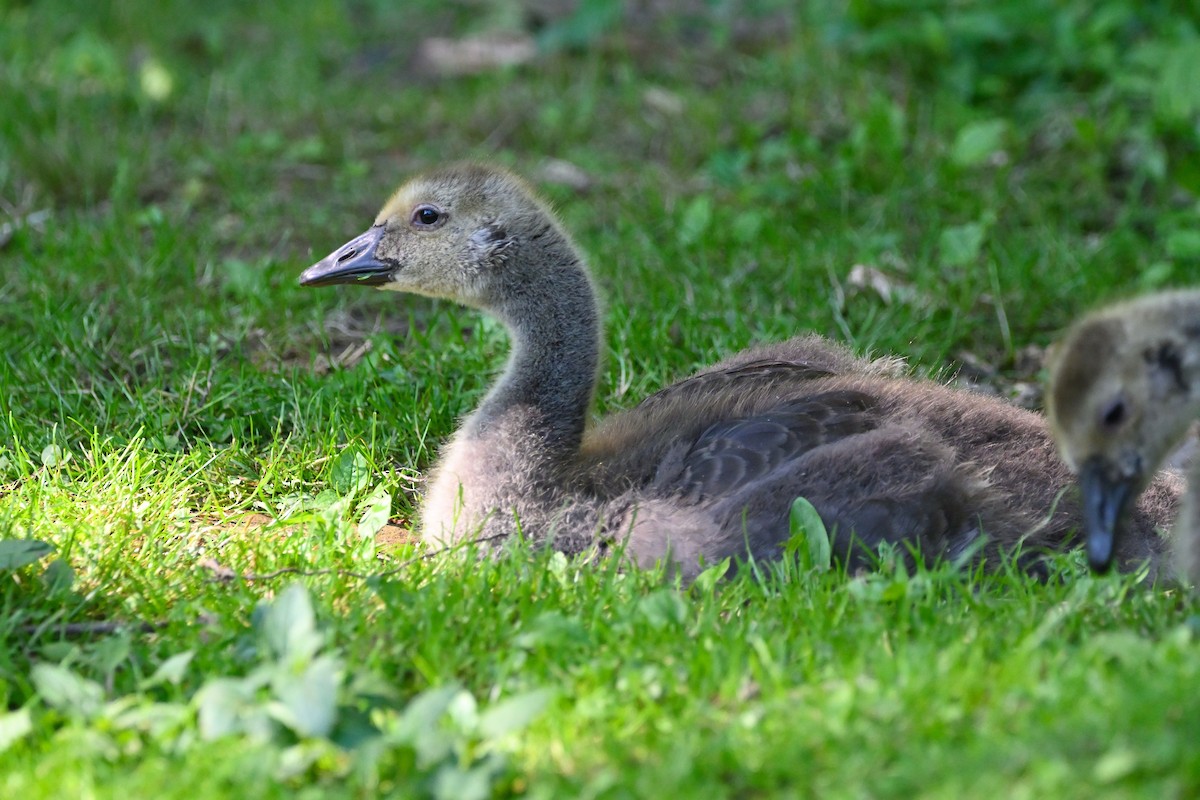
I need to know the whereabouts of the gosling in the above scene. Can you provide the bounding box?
[301,163,1177,580]
[1046,289,1200,579]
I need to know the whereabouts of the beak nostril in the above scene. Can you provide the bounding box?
[337,247,358,264]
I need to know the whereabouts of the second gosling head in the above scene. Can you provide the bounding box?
[1046,290,1200,572]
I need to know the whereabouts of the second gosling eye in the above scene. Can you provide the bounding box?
[1100,396,1127,429]
[412,205,445,228]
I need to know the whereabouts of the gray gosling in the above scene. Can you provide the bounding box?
[301,164,1177,579]
[1046,289,1200,579]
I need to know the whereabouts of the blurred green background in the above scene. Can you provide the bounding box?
[2,2,1200,795]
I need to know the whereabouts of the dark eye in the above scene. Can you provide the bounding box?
[412,205,444,228]
[1100,396,1127,429]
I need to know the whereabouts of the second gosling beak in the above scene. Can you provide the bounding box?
[1079,455,1136,573]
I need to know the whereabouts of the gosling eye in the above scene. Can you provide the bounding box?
[411,204,446,229]
[1099,396,1127,430]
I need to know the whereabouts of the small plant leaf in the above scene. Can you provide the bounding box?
[1138,261,1174,290]
[390,685,463,766]
[537,0,623,51]
[140,650,195,690]
[433,760,499,800]
[357,484,392,539]
[42,558,75,592]
[789,497,832,572]
[951,119,1009,167]
[260,583,322,663]
[0,709,33,754]
[271,654,341,738]
[31,663,105,719]
[478,688,554,740]
[1094,747,1138,784]
[40,443,68,467]
[446,689,479,730]
[1153,40,1200,126]
[0,539,54,570]
[939,222,987,267]
[331,447,371,496]
[1166,230,1200,261]
[637,589,687,629]
[691,557,731,593]
[89,634,132,675]
[678,195,712,247]
[396,685,462,741]
[106,701,191,737]
[195,678,250,740]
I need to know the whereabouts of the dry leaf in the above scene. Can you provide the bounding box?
[846,263,913,305]
[538,159,592,191]
[418,32,537,76]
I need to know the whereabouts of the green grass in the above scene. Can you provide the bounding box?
[2,0,1200,796]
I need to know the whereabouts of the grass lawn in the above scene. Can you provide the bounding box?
[2,1,1200,796]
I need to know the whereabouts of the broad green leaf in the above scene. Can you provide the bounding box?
[537,0,622,51]
[478,688,554,740]
[31,663,105,719]
[0,539,54,570]
[138,56,174,102]
[260,583,322,663]
[1153,40,1200,125]
[271,654,341,738]
[637,589,687,629]
[391,685,462,766]
[42,558,74,592]
[0,709,32,753]
[1166,230,1200,261]
[195,678,249,740]
[218,258,262,299]
[691,557,731,593]
[881,579,911,602]
[140,650,195,690]
[732,211,764,244]
[950,119,1009,167]
[433,762,495,800]
[546,550,571,587]
[331,447,371,496]
[446,689,479,730]
[40,444,67,467]
[1094,747,1138,784]
[106,701,190,737]
[1138,261,1174,290]
[939,222,987,267]
[276,741,333,782]
[357,484,392,539]
[89,633,132,675]
[512,611,586,650]
[678,195,712,247]
[396,685,462,741]
[789,497,832,571]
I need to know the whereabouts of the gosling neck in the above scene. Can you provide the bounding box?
[466,236,601,457]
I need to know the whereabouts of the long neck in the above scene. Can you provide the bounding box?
[465,237,601,461]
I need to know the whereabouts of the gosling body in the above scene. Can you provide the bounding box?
[302,164,1177,579]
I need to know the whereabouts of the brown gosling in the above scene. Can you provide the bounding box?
[1046,289,1200,579]
[300,163,1177,580]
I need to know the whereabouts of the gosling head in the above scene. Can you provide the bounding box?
[1046,292,1200,572]
[300,163,576,310]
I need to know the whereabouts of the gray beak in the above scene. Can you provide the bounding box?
[299,225,393,287]
[1079,455,1136,573]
